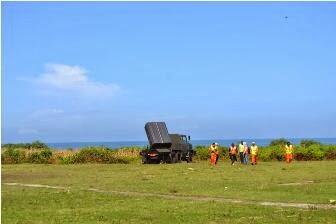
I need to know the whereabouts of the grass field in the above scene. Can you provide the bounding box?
[2,161,336,223]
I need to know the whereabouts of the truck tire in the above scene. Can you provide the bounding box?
[186,156,192,163]
[142,156,148,164]
[172,152,179,163]
[169,153,173,163]
[176,152,181,163]
[186,152,193,163]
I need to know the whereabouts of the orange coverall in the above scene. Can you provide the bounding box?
[284,144,294,163]
[250,145,258,165]
[209,145,218,165]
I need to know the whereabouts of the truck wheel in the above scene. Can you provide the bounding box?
[176,153,181,163]
[186,157,192,163]
[142,156,148,164]
[169,154,173,163]
[186,152,193,163]
[172,153,179,163]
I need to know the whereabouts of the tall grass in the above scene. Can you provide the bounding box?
[1,146,143,164]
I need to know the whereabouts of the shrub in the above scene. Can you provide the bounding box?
[53,151,76,164]
[2,144,336,164]
[57,155,75,164]
[2,143,30,150]
[194,146,210,160]
[294,145,324,161]
[113,147,141,163]
[107,151,134,164]
[269,138,289,147]
[1,148,26,164]
[71,147,110,163]
[26,149,53,164]
[300,139,321,148]
[219,146,228,157]
[325,145,336,160]
[30,140,49,149]
[2,140,49,150]
[194,145,228,161]
[308,145,325,160]
[69,147,136,164]
[258,146,284,161]
[258,148,272,162]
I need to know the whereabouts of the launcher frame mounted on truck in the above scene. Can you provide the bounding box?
[140,122,194,164]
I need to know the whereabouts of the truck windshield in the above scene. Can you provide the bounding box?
[181,136,188,143]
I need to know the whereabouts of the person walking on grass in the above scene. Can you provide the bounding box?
[284,142,294,163]
[238,141,245,164]
[250,142,259,165]
[215,142,220,164]
[243,142,250,165]
[209,143,218,166]
[229,143,238,165]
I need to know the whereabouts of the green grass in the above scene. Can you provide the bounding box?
[2,161,336,223]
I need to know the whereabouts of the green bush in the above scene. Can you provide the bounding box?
[325,145,336,160]
[257,148,271,161]
[2,140,49,150]
[269,138,289,147]
[57,156,75,164]
[2,143,30,150]
[258,146,284,161]
[70,147,133,164]
[300,139,321,148]
[30,141,49,149]
[194,145,228,161]
[219,146,228,157]
[1,148,26,164]
[26,149,53,164]
[108,151,135,164]
[71,147,110,163]
[194,146,210,160]
[2,144,336,164]
[294,145,324,161]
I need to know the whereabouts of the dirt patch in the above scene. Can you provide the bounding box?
[4,182,336,210]
[4,182,67,190]
[278,181,314,186]
[86,187,335,210]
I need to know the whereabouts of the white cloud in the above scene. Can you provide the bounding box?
[33,63,120,98]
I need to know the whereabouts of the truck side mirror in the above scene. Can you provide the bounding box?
[188,136,190,141]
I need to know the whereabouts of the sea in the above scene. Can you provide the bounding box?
[47,138,336,150]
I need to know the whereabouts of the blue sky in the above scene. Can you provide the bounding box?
[2,2,336,143]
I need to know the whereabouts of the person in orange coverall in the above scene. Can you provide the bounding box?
[209,143,218,165]
[250,142,259,165]
[284,142,294,163]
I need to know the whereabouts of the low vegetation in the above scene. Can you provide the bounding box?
[1,146,143,165]
[194,144,336,162]
[2,140,49,150]
[194,139,335,161]
[2,139,336,164]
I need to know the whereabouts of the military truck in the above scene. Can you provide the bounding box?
[140,122,194,164]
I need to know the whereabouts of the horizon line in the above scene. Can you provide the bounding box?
[3,136,336,144]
